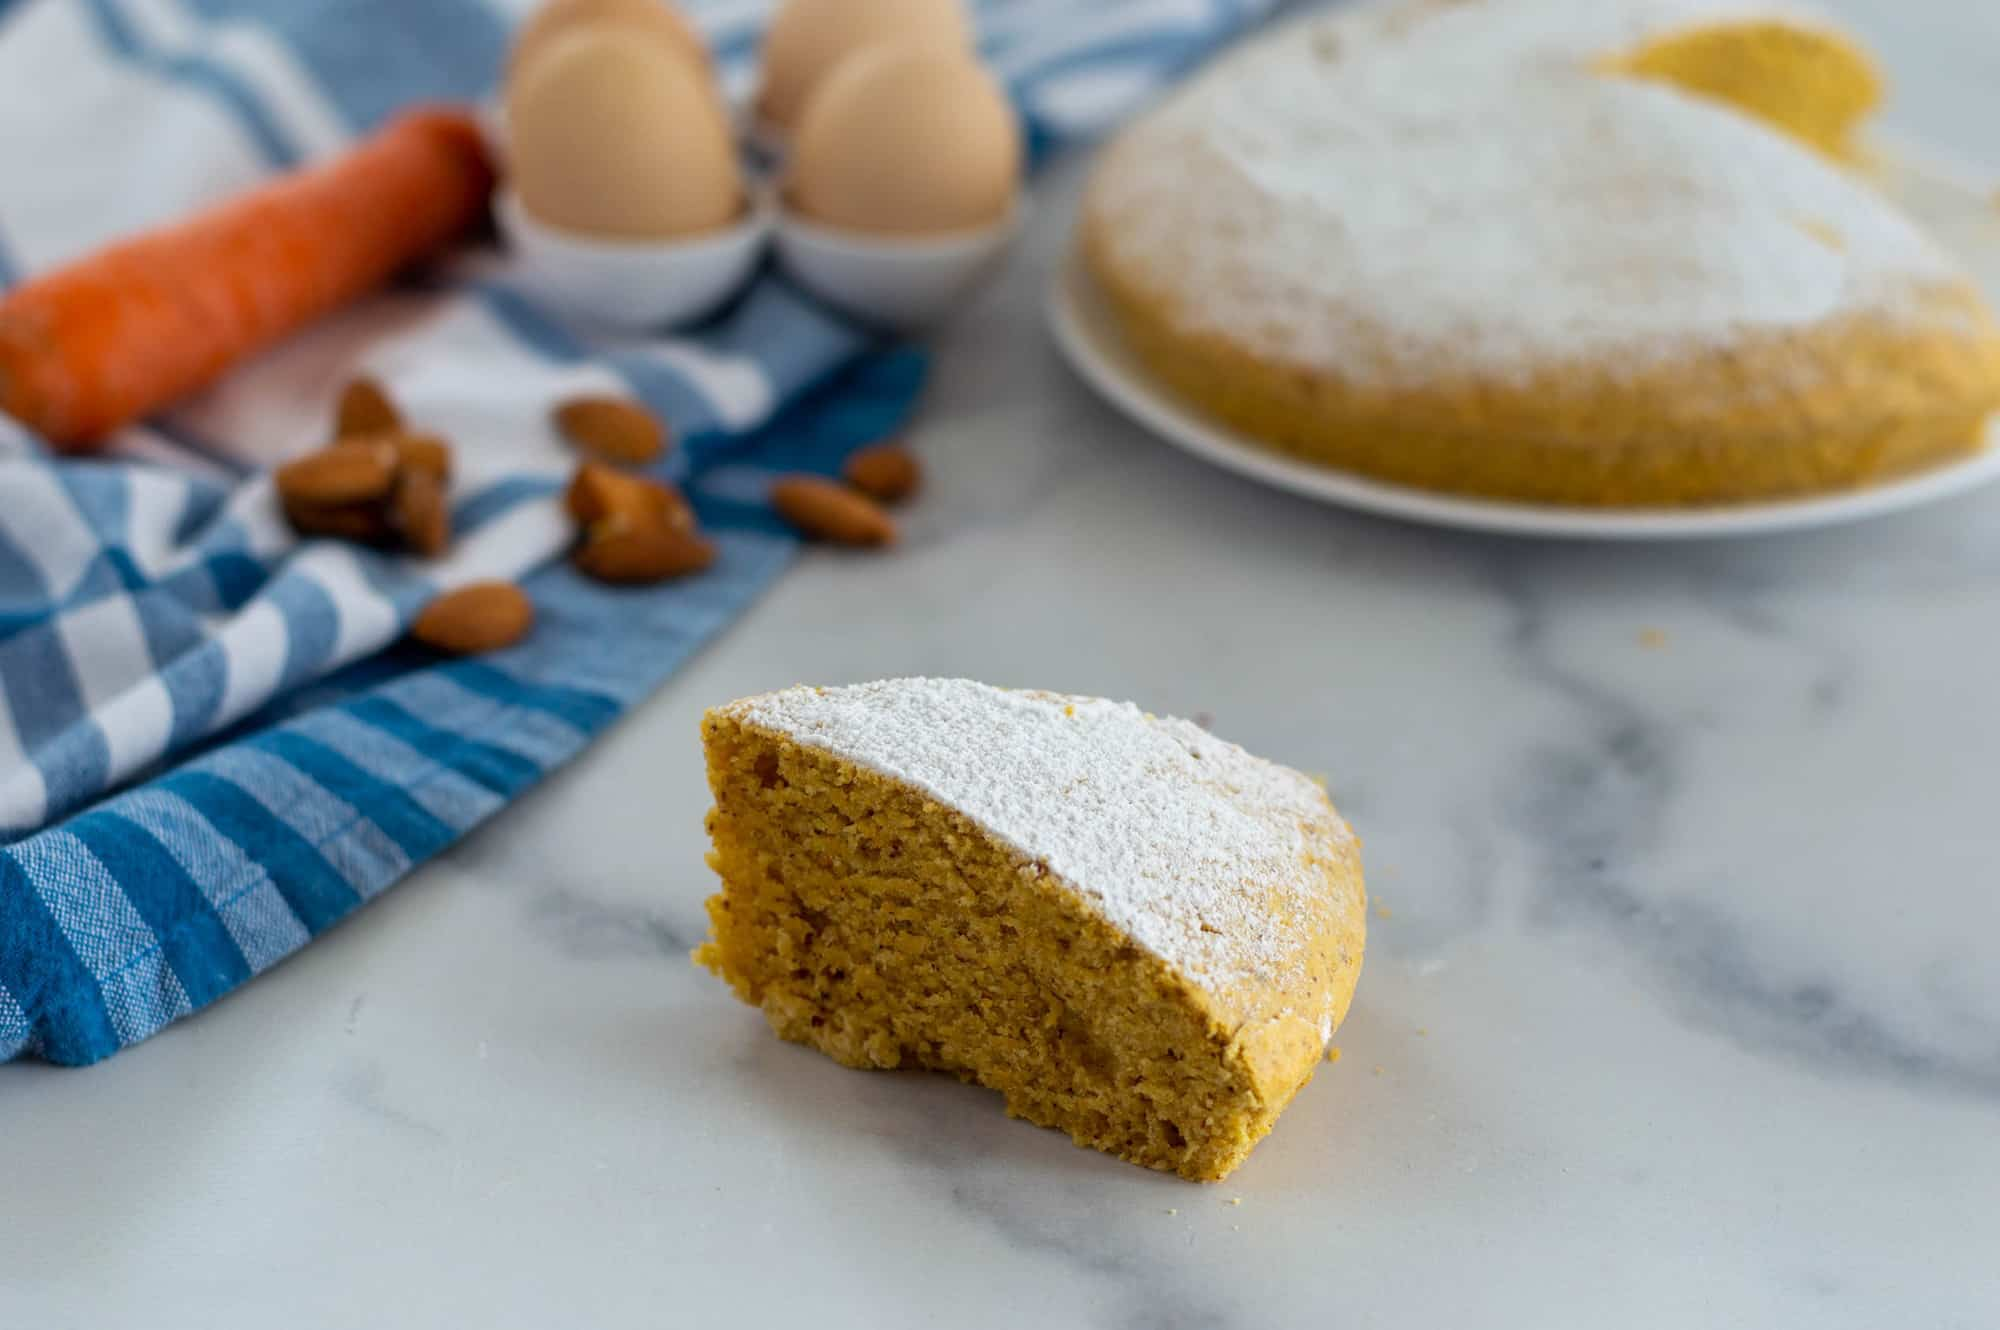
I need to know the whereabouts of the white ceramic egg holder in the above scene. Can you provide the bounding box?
[495,115,1022,333]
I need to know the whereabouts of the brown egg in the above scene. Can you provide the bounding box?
[788,46,1020,235]
[509,0,706,79]
[755,0,972,134]
[508,26,743,238]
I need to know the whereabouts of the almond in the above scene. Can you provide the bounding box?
[842,444,921,504]
[770,475,897,547]
[390,431,452,481]
[565,462,693,531]
[554,396,667,464]
[574,512,716,584]
[564,464,615,524]
[410,582,534,654]
[392,467,451,557]
[275,439,399,509]
[281,496,394,544]
[335,376,401,437]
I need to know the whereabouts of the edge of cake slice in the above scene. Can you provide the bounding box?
[694,678,1367,1182]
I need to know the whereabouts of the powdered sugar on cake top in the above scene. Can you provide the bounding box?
[1084,0,1968,383]
[724,679,1357,987]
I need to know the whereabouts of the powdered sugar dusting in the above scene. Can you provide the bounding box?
[725,679,1355,986]
[1085,0,1968,384]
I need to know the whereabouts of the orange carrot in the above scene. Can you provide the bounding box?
[0,108,494,450]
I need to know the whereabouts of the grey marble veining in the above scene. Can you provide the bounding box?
[5,2,2000,1325]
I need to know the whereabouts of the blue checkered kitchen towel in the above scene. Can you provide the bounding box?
[0,0,1280,1064]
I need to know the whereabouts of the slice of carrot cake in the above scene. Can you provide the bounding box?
[694,678,1366,1182]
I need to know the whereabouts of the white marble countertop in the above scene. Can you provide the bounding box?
[5,4,1998,1325]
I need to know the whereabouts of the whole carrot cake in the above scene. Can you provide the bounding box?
[1079,0,2000,505]
[695,679,1366,1182]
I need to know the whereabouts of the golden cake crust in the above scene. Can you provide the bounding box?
[1078,0,2000,506]
[1085,223,2000,504]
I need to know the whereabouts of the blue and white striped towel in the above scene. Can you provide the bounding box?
[0,0,1280,1064]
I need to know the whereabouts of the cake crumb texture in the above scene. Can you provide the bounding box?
[695,679,1366,1182]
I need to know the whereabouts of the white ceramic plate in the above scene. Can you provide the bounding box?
[1048,137,2000,540]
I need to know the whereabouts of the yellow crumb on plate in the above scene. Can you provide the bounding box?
[1638,628,1669,649]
